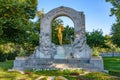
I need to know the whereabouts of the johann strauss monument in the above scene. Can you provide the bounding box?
[13,6,104,71]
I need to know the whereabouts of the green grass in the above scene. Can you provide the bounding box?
[103,57,120,77]
[34,69,84,76]
[103,57,120,71]
[76,72,117,80]
[0,70,39,80]
[0,60,39,80]
[0,60,13,70]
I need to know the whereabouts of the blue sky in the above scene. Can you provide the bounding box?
[37,0,116,35]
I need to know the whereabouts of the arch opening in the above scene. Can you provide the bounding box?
[51,16,74,45]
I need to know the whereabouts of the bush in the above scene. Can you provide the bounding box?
[7,51,17,60]
[92,48,99,56]
[0,51,17,62]
[17,47,26,57]
[0,52,7,62]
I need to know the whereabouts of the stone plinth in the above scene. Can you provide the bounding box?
[90,56,104,70]
[54,46,66,59]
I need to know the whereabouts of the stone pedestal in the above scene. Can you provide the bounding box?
[54,46,66,59]
[90,56,104,70]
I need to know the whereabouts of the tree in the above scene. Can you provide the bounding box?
[86,29,105,47]
[106,0,120,47]
[0,0,38,44]
[0,0,39,60]
[111,23,120,47]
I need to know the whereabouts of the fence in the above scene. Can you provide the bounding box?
[100,52,120,57]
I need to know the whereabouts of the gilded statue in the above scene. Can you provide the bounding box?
[55,24,64,45]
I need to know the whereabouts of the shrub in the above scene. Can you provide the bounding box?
[7,51,17,60]
[0,52,7,62]
[17,47,26,57]
[92,48,99,56]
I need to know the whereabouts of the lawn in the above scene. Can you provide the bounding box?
[103,57,120,71]
[0,57,120,80]
[0,60,13,70]
[103,57,120,77]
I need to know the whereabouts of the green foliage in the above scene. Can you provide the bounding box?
[92,48,99,56]
[7,51,17,60]
[104,35,120,52]
[106,0,120,21]
[0,50,7,62]
[63,25,74,44]
[91,35,120,53]
[106,0,120,47]
[86,30,120,53]
[0,0,38,44]
[111,23,120,47]
[0,60,13,70]
[86,29,105,47]
[0,0,39,60]
[17,47,26,57]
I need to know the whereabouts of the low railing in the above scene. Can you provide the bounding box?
[100,52,120,57]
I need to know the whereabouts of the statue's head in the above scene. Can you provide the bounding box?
[58,23,63,27]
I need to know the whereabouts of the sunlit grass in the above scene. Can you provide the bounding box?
[0,70,39,80]
[103,57,120,77]
[103,57,120,71]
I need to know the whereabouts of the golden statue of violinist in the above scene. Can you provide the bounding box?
[55,23,64,45]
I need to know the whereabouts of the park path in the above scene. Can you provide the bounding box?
[35,76,68,80]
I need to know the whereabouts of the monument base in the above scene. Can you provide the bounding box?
[54,46,66,59]
[13,44,104,72]
[13,56,104,72]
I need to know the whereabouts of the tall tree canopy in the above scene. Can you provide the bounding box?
[0,0,39,60]
[0,0,38,44]
[106,0,120,47]
[86,29,105,47]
